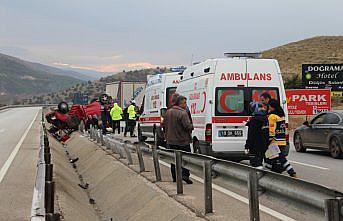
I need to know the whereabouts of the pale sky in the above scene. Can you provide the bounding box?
[0,0,342,73]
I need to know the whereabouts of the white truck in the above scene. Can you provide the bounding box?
[105,81,146,108]
[138,72,181,145]
[176,53,289,159]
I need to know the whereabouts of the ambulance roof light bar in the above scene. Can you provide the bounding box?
[224,52,262,58]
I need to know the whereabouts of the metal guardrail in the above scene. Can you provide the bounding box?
[30,122,46,221]
[31,111,59,221]
[87,126,343,221]
[0,104,58,112]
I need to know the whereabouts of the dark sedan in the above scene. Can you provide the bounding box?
[293,111,343,159]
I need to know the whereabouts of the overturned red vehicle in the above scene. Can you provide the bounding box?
[46,100,102,142]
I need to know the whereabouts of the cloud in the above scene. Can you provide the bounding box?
[53,61,169,73]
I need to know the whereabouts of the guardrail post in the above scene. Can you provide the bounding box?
[91,128,96,141]
[203,160,213,214]
[100,132,105,146]
[104,138,109,150]
[44,153,51,164]
[44,146,50,154]
[44,135,49,148]
[45,164,53,182]
[152,148,161,182]
[248,171,260,221]
[117,143,125,159]
[46,213,61,221]
[136,145,145,172]
[325,199,340,221]
[124,143,133,165]
[89,125,93,139]
[96,130,100,143]
[337,197,343,220]
[45,181,55,214]
[110,141,118,154]
[175,150,183,194]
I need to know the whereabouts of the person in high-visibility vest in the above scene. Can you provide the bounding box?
[110,101,123,134]
[265,99,297,178]
[124,100,137,137]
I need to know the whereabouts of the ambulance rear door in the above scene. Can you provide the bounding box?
[246,59,286,112]
[211,59,249,152]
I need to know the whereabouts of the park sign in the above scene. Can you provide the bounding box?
[286,89,331,116]
[302,64,343,91]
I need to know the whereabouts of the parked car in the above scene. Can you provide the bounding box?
[293,111,343,158]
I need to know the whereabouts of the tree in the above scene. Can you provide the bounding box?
[285,74,302,89]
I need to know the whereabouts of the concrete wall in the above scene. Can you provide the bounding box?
[51,134,202,221]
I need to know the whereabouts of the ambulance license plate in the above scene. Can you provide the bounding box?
[218,130,243,137]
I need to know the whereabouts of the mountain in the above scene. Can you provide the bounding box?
[23,36,343,104]
[28,62,95,81]
[0,53,84,104]
[262,36,343,75]
[58,67,112,80]
[26,68,167,105]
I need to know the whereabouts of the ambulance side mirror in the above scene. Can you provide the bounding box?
[161,108,167,117]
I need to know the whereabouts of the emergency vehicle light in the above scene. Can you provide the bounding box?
[224,52,262,58]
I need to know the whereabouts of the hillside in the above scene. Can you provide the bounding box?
[0,53,84,104]
[26,68,168,104]
[262,36,343,87]
[25,36,343,105]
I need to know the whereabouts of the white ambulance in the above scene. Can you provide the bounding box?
[138,72,181,145]
[176,53,289,159]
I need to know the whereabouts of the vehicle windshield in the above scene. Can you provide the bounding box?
[215,87,280,116]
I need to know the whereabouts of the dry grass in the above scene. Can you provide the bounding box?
[262,36,343,77]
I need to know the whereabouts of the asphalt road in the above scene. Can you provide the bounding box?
[0,107,41,220]
[0,107,40,171]
[287,136,343,192]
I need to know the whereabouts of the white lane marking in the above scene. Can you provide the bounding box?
[289,160,329,170]
[158,160,296,221]
[0,110,39,184]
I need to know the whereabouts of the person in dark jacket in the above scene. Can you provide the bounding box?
[245,102,269,167]
[165,95,194,184]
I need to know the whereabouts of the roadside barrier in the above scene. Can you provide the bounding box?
[0,104,58,112]
[31,112,60,221]
[88,126,343,221]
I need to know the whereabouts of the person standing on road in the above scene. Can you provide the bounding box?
[164,96,194,184]
[124,100,137,137]
[245,102,269,168]
[110,101,123,134]
[265,99,297,178]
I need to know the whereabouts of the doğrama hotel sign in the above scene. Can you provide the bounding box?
[302,64,343,91]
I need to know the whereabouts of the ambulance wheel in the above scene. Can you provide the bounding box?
[138,125,147,142]
[193,140,200,153]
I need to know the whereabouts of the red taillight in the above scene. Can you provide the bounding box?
[205,124,212,142]
[285,123,289,142]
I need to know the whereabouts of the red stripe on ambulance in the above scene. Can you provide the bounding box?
[212,116,250,123]
[139,116,161,123]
